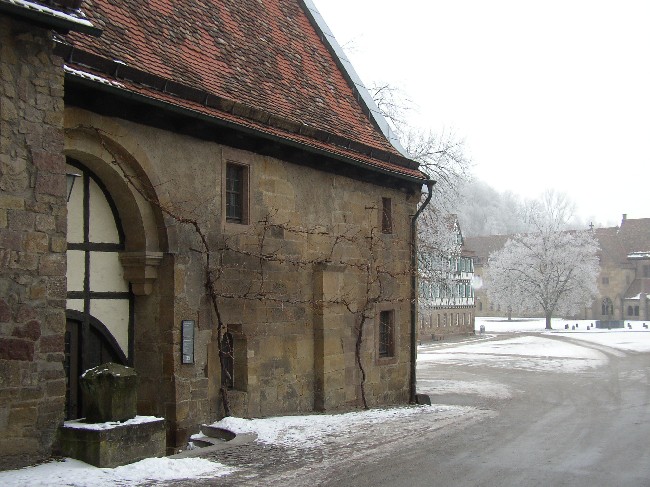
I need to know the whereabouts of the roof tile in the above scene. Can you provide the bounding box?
[64,0,422,179]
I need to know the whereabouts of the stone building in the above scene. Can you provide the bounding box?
[0,0,430,468]
[466,216,650,321]
[418,216,475,339]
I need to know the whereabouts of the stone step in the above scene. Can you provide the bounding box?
[200,424,236,441]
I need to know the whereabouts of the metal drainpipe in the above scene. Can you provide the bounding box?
[410,179,436,403]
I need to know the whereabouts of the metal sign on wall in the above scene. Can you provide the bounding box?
[181,320,195,364]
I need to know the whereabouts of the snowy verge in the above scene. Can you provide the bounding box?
[214,405,473,448]
[0,456,235,487]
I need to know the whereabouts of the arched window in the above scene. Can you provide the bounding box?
[602,298,613,316]
[65,158,132,419]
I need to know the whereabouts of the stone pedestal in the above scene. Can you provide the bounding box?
[81,363,137,423]
[59,363,166,467]
[58,417,166,468]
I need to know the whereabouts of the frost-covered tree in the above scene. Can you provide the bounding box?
[486,191,600,329]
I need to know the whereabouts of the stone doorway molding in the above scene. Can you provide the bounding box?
[119,251,164,296]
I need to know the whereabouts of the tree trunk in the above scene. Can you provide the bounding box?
[545,314,552,330]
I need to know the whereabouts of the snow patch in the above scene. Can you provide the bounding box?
[5,0,94,27]
[63,415,162,430]
[0,457,234,487]
[418,379,512,399]
[214,405,469,448]
[418,335,608,372]
[64,65,125,88]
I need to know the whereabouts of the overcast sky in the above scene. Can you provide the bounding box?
[316,0,650,226]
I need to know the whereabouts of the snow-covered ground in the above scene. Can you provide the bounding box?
[6,316,650,486]
[416,379,513,399]
[0,456,234,487]
[419,335,607,372]
[217,405,471,448]
[0,405,476,486]
[476,316,650,353]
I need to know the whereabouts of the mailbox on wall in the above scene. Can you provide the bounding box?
[181,320,195,364]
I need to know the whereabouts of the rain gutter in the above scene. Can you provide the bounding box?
[410,179,435,403]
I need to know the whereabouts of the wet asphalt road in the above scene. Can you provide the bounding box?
[317,334,650,487]
[179,333,650,486]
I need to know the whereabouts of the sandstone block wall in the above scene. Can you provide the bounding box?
[63,108,417,450]
[419,308,475,341]
[0,15,67,469]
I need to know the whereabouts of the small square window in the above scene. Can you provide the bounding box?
[378,310,394,358]
[225,163,248,224]
[381,197,392,234]
[602,277,609,285]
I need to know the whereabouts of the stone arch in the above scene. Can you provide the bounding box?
[64,126,169,295]
[63,121,177,425]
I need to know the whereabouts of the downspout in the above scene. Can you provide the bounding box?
[410,179,436,403]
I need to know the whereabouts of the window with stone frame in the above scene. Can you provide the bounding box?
[378,310,395,358]
[221,332,234,389]
[225,162,249,224]
[381,197,392,234]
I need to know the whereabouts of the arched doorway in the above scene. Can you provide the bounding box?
[65,157,133,419]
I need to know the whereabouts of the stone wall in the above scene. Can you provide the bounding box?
[63,107,417,450]
[0,15,67,469]
[419,307,475,341]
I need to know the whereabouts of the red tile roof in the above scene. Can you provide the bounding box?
[62,0,424,181]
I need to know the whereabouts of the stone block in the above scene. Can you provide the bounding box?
[0,337,34,361]
[34,213,55,232]
[35,172,65,198]
[0,230,24,251]
[39,334,62,353]
[50,235,66,253]
[12,319,41,340]
[38,253,65,276]
[57,417,166,468]
[7,210,35,231]
[11,251,39,271]
[0,299,11,322]
[81,363,138,423]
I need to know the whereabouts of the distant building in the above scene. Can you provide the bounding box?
[419,216,476,339]
[465,215,650,322]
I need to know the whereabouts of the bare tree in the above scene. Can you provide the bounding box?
[369,83,471,210]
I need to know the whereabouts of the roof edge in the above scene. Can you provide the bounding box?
[63,67,428,186]
[0,0,101,35]
[55,41,421,173]
[299,0,409,157]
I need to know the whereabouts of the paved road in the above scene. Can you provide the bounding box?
[182,333,650,486]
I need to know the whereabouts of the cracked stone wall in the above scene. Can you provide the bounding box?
[0,15,67,469]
